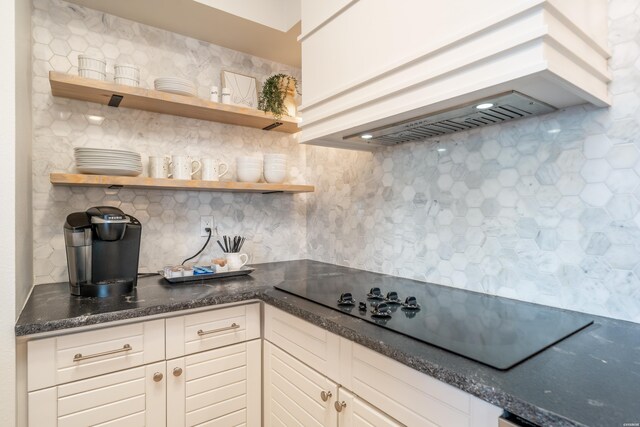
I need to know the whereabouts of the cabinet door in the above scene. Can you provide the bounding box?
[28,361,166,427]
[264,341,338,427]
[167,340,261,427]
[337,388,403,427]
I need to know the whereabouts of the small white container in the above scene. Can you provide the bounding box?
[78,54,106,74]
[114,63,140,80]
[209,86,219,102]
[115,76,139,87]
[221,87,232,104]
[78,69,106,81]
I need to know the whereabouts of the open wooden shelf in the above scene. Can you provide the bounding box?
[50,173,314,194]
[49,71,300,133]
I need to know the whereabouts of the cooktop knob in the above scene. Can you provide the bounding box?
[385,291,401,304]
[337,292,355,306]
[367,287,384,299]
[402,296,421,311]
[358,301,367,311]
[371,302,392,318]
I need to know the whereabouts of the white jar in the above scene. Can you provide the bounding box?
[221,87,232,104]
[210,86,219,102]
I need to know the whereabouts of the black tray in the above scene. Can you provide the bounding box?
[159,266,255,284]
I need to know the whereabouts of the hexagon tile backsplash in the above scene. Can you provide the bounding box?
[33,0,640,324]
[305,0,640,323]
[32,0,306,285]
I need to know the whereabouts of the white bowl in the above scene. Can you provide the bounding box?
[264,166,286,172]
[115,77,139,87]
[237,169,262,183]
[79,69,106,81]
[237,156,261,162]
[264,169,286,183]
[237,169,262,176]
[114,64,140,80]
[78,55,106,73]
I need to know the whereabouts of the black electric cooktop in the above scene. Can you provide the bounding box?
[275,271,593,370]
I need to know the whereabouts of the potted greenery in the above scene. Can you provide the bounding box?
[258,74,300,120]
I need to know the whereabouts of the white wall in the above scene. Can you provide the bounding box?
[16,0,34,318]
[0,0,18,423]
[1,0,33,424]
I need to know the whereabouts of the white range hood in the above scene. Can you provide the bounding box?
[297,0,611,150]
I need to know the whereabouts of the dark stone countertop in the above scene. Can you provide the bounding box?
[16,260,640,427]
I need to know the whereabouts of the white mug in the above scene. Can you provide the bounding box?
[225,252,248,271]
[169,156,201,180]
[149,156,170,178]
[202,158,229,181]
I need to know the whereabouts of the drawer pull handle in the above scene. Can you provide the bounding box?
[335,401,347,412]
[153,372,163,382]
[173,367,183,377]
[320,390,332,402]
[197,323,240,336]
[73,344,132,362]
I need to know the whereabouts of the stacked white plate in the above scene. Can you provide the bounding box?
[74,147,142,177]
[263,153,287,183]
[237,156,262,183]
[154,77,197,97]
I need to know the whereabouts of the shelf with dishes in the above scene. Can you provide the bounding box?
[48,71,300,133]
[50,173,314,194]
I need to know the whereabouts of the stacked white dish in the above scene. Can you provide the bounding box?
[236,156,262,183]
[78,54,106,81]
[263,153,287,183]
[114,64,140,87]
[154,77,197,97]
[74,147,143,177]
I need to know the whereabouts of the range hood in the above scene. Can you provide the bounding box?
[343,92,556,146]
[297,0,611,151]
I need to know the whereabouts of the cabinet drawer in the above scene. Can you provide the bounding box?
[264,305,340,379]
[28,319,165,391]
[341,340,502,427]
[166,303,260,358]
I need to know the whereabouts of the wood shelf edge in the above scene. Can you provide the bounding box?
[48,71,300,133]
[50,173,314,194]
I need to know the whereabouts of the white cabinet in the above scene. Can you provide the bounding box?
[26,303,261,427]
[263,341,402,427]
[264,306,502,427]
[167,340,261,427]
[28,361,166,427]
[264,341,338,427]
[264,304,340,377]
[27,319,165,391]
[336,388,402,427]
[166,303,260,359]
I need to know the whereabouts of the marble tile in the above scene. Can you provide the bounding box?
[32,0,305,285]
[305,0,640,324]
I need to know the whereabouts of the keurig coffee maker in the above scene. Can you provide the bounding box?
[64,206,142,297]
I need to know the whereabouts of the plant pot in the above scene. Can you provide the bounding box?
[279,80,297,118]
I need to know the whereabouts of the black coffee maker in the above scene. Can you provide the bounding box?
[64,206,142,297]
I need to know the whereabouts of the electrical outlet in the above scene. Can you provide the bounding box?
[200,216,214,237]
